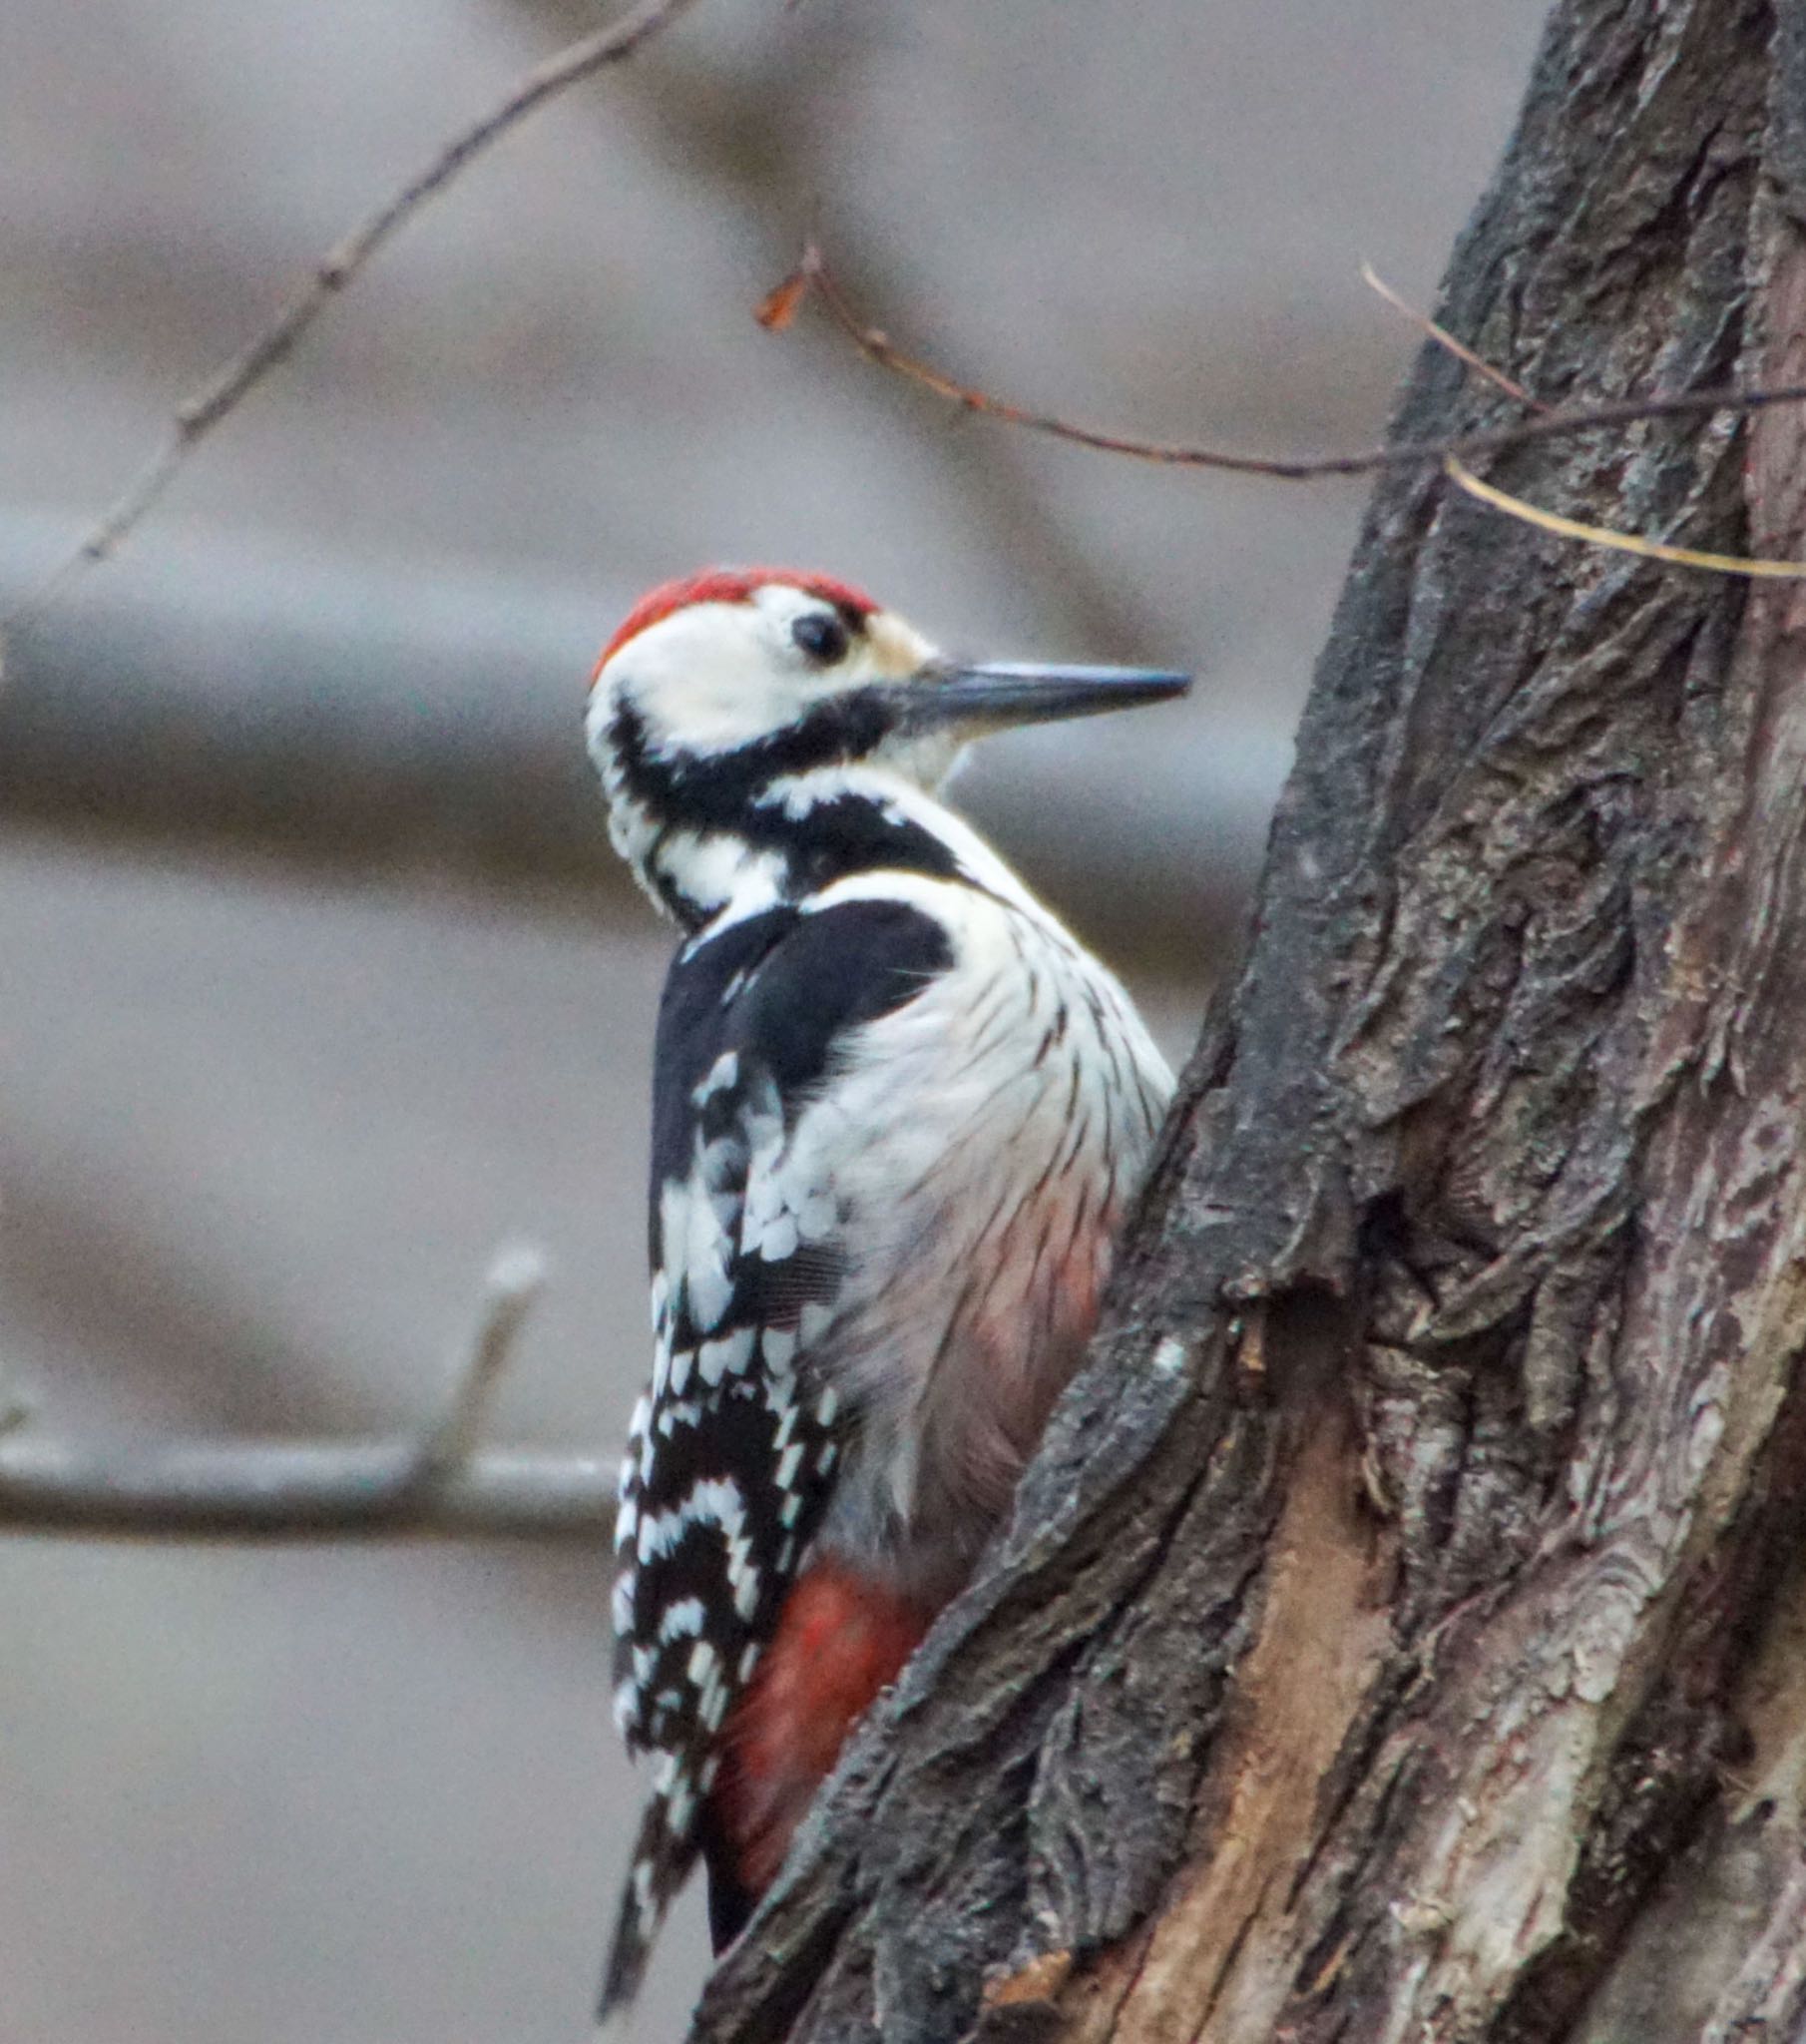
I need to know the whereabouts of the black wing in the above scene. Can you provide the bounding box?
[601,896,953,2016]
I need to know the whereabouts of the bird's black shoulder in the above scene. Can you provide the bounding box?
[725,893,956,1091]
[651,895,955,1200]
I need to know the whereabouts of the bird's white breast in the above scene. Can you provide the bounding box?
[784,869,1173,1600]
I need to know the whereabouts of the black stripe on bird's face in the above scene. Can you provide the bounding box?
[605,694,966,918]
[605,689,898,826]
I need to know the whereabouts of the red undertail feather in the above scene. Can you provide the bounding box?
[713,1559,931,1896]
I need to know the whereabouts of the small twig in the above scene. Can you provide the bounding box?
[412,1241,549,1486]
[2,0,700,635]
[765,243,1806,482]
[1443,454,1806,578]
[1358,261,1547,410]
[0,1244,615,1541]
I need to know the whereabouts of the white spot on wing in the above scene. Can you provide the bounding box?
[796,1186,839,1243]
[636,1475,747,1563]
[698,1326,754,1386]
[666,1774,695,1837]
[754,1212,799,1263]
[685,1260,734,1334]
[658,1597,706,1644]
[693,1051,739,1105]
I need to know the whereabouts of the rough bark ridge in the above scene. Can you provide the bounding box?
[693,1,1806,2037]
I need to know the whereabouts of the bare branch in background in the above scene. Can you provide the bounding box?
[0,1243,614,1540]
[0,0,701,638]
[1358,269,1806,576]
[411,1241,549,1487]
[508,0,1172,662]
[1443,452,1806,576]
[1356,271,1806,576]
[765,241,1806,484]
[1357,260,1546,409]
[0,1438,612,1540]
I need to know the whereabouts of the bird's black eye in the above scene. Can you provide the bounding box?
[792,611,851,665]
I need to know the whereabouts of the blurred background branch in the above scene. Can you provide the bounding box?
[6,0,703,618]
[0,1435,609,1539]
[0,1244,617,1537]
[774,239,1806,481]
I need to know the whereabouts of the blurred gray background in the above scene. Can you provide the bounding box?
[0,2,1547,2038]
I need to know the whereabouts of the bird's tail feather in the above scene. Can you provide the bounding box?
[598,1790,699,2025]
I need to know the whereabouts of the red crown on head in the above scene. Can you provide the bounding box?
[592,568,879,685]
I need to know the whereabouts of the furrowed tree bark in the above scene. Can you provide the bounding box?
[692,1,1806,2038]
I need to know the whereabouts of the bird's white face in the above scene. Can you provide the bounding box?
[588,578,964,795]
[586,566,1189,930]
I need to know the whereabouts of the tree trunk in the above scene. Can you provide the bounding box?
[691,1,1806,2037]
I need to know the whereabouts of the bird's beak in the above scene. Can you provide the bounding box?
[886,661,1191,737]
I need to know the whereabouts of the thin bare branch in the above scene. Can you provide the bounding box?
[0,1244,611,1541]
[0,1437,611,1540]
[411,1241,549,1486]
[1443,453,1806,576]
[767,244,1806,482]
[1358,261,1547,409]
[2,0,701,634]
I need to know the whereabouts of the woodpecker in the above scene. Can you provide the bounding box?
[588,567,1186,2018]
